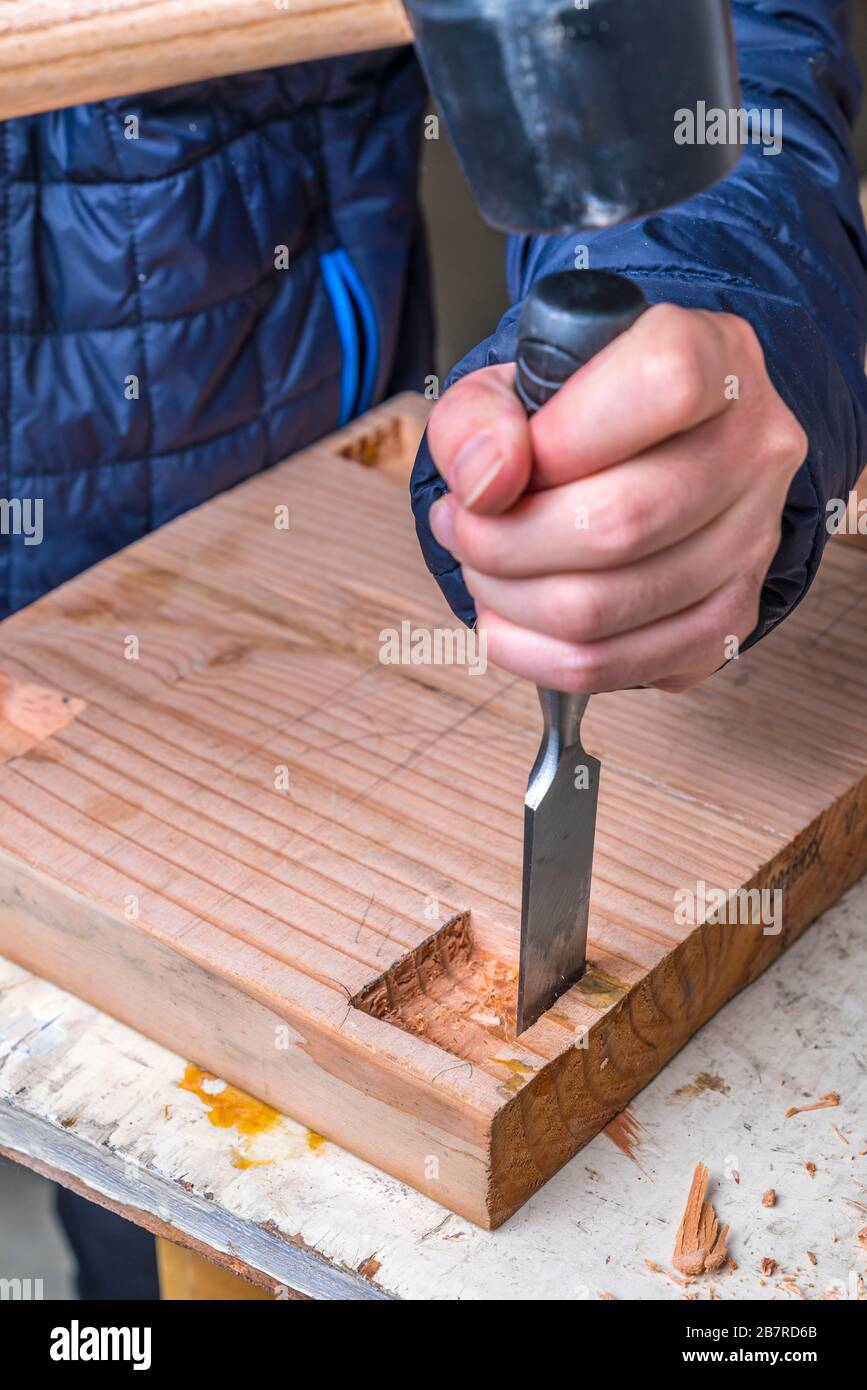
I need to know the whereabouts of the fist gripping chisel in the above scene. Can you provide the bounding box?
[402,0,742,1030]
[513,272,648,1032]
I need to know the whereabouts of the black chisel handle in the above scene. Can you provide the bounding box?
[515,269,649,417]
[514,271,649,704]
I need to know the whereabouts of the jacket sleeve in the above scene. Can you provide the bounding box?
[410,0,867,642]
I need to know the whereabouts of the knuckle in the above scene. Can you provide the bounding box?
[756,519,782,571]
[644,344,705,426]
[761,408,807,475]
[722,576,761,636]
[723,311,763,364]
[601,483,653,559]
[548,578,608,643]
[556,643,611,693]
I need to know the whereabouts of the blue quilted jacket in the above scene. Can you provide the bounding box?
[0,49,431,616]
[2,2,866,647]
[412,0,867,649]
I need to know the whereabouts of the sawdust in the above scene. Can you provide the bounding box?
[645,1258,691,1288]
[669,1072,731,1101]
[352,914,521,1064]
[672,1163,729,1275]
[357,1256,381,1280]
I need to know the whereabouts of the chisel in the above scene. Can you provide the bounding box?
[514,270,648,1032]
[400,0,741,1030]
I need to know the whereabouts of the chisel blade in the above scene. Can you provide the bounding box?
[516,689,600,1034]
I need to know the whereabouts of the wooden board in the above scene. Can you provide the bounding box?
[0,392,866,1229]
[0,0,412,121]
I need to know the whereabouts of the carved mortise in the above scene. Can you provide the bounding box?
[352,914,521,1064]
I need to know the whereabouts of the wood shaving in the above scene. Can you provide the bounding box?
[761,1257,777,1277]
[779,1280,806,1299]
[762,1188,776,1207]
[645,1258,691,1288]
[831,1124,849,1146]
[857,1226,867,1251]
[806,1250,817,1265]
[672,1163,729,1275]
[785,1092,839,1118]
[805,1162,816,1178]
[599,1291,616,1300]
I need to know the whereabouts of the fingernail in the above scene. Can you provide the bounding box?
[429,494,456,550]
[451,433,503,508]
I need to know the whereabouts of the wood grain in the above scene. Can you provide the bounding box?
[0,0,413,121]
[0,392,865,1227]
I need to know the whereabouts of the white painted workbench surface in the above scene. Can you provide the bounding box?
[1,882,865,1301]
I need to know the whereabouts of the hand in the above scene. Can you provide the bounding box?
[427,304,807,693]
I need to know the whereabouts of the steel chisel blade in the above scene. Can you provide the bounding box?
[517,693,600,1034]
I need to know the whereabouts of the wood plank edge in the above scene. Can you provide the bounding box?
[485,774,867,1227]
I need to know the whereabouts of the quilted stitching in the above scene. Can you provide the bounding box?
[0,49,432,616]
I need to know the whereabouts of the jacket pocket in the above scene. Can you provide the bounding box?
[320,248,380,425]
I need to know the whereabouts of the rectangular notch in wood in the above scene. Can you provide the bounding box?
[351,913,521,1064]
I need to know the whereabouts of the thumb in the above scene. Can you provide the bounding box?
[426,363,532,515]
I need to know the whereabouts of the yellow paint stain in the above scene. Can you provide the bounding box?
[575,965,630,1010]
[489,1056,537,1094]
[489,1056,537,1077]
[230,1147,275,1171]
[306,1129,327,1152]
[179,1064,280,1136]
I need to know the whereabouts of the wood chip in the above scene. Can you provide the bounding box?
[599,1291,616,1300]
[785,1092,839,1119]
[761,1257,777,1277]
[806,1250,817,1265]
[805,1161,816,1178]
[857,1226,867,1251]
[780,1280,806,1299]
[672,1163,729,1275]
[762,1188,776,1207]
